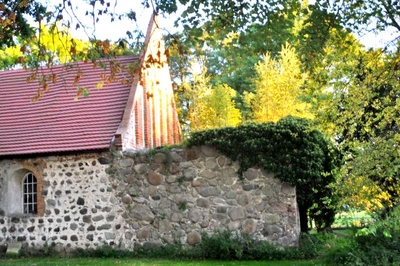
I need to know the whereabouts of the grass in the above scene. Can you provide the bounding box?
[0,258,327,266]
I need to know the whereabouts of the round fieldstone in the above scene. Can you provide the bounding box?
[152,194,161,200]
[187,231,201,245]
[204,159,218,170]
[196,198,210,208]
[130,205,155,222]
[77,197,85,205]
[243,184,258,191]
[27,226,35,232]
[147,171,163,186]
[125,231,133,240]
[70,223,78,230]
[83,215,91,223]
[264,225,283,236]
[199,169,216,179]
[47,199,56,206]
[97,224,112,230]
[122,194,133,204]
[153,153,168,164]
[158,219,173,233]
[136,228,152,240]
[201,220,209,228]
[228,221,241,230]
[225,191,237,199]
[92,215,104,222]
[119,158,134,168]
[183,148,200,161]
[189,209,201,222]
[98,157,112,164]
[134,163,149,174]
[229,207,246,221]
[196,187,220,197]
[243,169,259,181]
[200,145,218,157]
[171,212,183,222]
[170,151,183,163]
[264,213,280,224]
[166,175,176,183]
[237,194,251,206]
[217,156,226,167]
[169,163,180,175]
[281,182,295,195]
[242,219,257,235]
[191,179,201,187]
[105,232,116,240]
[183,169,196,181]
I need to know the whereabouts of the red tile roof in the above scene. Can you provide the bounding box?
[0,56,139,156]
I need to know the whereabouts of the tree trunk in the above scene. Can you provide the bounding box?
[298,204,309,232]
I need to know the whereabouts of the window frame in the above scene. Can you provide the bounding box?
[22,172,38,214]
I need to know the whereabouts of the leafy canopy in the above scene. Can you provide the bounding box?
[245,44,312,123]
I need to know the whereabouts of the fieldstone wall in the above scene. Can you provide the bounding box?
[0,146,300,252]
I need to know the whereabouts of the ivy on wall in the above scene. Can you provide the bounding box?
[186,116,341,232]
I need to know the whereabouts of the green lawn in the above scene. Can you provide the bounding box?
[0,258,326,266]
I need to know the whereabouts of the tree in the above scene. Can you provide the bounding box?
[317,0,400,39]
[244,44,312,123]
[0,0,45,48]
[0,24,90,70]
[325,49,400,214]
[182,66,241,133]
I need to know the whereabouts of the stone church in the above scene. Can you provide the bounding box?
[0,15,300,253]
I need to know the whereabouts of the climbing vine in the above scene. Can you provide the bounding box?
[186,116,341,232]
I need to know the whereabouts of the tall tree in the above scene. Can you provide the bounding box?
[326,48,400,213]
[183,66,241,133]
[245,44,312,123]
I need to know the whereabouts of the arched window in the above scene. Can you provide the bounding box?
[22,172,37,214]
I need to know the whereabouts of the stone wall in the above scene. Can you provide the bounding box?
[0,146,300,252]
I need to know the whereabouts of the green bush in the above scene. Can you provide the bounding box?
[17,230,328,261]
[327,206,400,265]
[199,230,245,260]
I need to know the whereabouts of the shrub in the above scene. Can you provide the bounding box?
[327,206,400,265]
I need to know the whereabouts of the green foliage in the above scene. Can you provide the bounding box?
[0,1,45,48]
[187,68,242,132]
[245,44,312,123]
[186,116,340,232]
[178,200,187,211]
[199,230,244,260]
[68,230,322,261]
[198,230,316,261]
[322,48,400,214]
[327,206,400,265]
[316,0,400,44]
